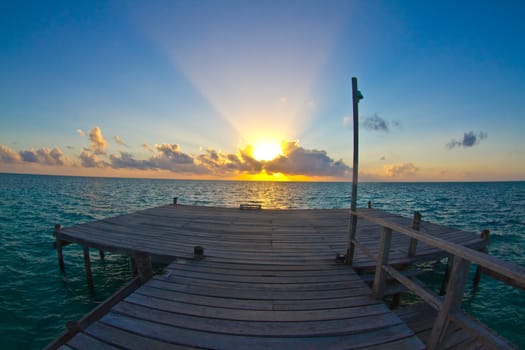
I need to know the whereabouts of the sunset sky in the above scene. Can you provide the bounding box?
[1,1,524,181]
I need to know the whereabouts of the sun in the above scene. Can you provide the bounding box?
[252,141,283,161]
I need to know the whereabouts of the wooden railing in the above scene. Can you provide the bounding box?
[347,208,525,350]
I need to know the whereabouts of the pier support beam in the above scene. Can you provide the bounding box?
[472,229,490,288]
[135,253,153,283]
[82,246,94,291]
[439,255,453,296]
[54,224,65,274]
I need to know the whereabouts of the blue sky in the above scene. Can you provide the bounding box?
[1,0,524,181]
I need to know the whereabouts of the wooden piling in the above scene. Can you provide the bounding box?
[390,293,401,309]
[472,229,490,288]
[367,201,372,208]
[134,252,153,282]
[408,211,421,258]
[99,250,105,261]
[82,246,94,290]
[54,224,65,274]
[439,255,453,296]
[173,197,178,205]
[129,257,137,276]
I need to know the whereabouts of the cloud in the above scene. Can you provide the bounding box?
[88,127,108,155]
[446,131,488,149]
[0,145,22,163]
[107,139,350,178]
[0,145,66,166]
[154,144,194,164]
[142,143,154,153]
[110,146,207,174]
[4,125,352,179]
[384,162,418,178]
[194,147,262,174]
[77,129,86,137]
[344,113,400,132]
[19,148,65,165]
[80,150,108,168]
[114,136,129,147]
[265,141,350,177]
[363,113,389,132]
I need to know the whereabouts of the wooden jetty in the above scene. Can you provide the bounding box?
[47,203,525,350]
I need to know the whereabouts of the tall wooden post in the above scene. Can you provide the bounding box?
[346,77,363,264]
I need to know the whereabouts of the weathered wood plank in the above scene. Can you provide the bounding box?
[119,295,389,322]
[85,321,194,350]
[66,332,120,350]
[112,300,399,336]
[100,312,419,350]
[146,278,373,300]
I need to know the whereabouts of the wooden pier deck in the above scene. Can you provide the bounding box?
[53,204,488,269]
[58,259,424,349]
[48,204,506,350]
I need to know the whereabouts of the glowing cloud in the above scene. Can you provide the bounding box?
[266,141,350,177]
[142,143,154,153]
[2,126,351,180]
[0,145,22,163]
[114,136,129,147]
[108,138,348,179]
[384,162,418,178]
[89,127,108,155]
[80,151,108,168]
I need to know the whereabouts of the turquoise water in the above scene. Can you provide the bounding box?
[0,173,523,348]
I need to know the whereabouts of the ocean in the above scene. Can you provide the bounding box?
[0,173,523,349]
